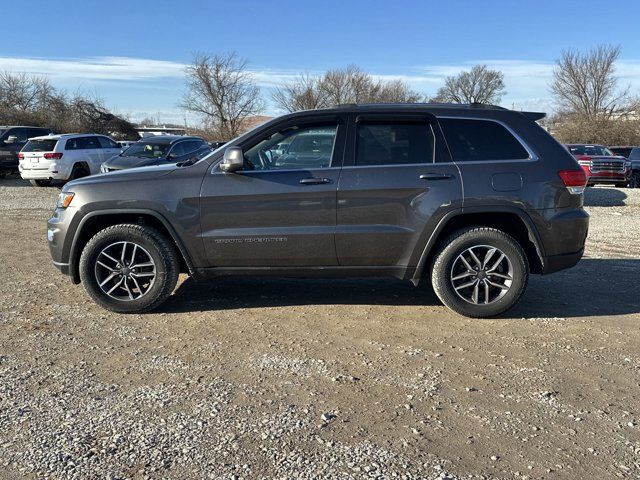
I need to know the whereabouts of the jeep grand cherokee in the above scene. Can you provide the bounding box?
[47,104,589,317]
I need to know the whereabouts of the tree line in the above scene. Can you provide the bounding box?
[1,44,637,145]
[182,45,639,145]
[0,72,138,139]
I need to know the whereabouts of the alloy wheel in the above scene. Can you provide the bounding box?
[450,245,513,305]
[94,241,156,301]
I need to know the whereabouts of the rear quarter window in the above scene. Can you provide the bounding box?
[438,118,530,162]
[22,139,58,152]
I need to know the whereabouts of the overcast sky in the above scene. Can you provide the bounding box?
[3,0,639,123]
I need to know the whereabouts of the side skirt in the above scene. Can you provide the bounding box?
[193,265,417,282]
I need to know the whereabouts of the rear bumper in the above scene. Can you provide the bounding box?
[534,207,589,274]
[19,160,69,180]
[542,248,584,274]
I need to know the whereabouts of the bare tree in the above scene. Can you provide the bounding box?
[432,64,505,104]
[0,71,137,139]
[181,52,264,139]
[551,45,629,117]
[272,74,327,112]
[272,65,423,113]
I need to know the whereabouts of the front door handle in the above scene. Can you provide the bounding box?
[419,173,454,181]
[299,177,332,185]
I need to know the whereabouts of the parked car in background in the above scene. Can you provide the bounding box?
[0,126,53,178]
[19,134,121,186]
[566,144,630,187]
[626,148,640,188]
[209,141,226,149]
[100,136,211,172]
[48,104,589,318]
[609,146,633,158]
[117,140,137,150]
[610,146,640,188]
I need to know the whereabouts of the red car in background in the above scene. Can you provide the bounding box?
[565,144,631,187]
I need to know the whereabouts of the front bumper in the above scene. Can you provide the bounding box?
[47,206,81,281]
[0,157,18,175]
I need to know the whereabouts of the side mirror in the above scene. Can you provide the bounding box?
[4,135,17,144]
[219,147,244,173]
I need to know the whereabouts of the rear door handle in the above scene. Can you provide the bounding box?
[299,177,332,185]
[419,173,454,181]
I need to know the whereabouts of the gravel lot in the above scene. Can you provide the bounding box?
[1,175,639,479]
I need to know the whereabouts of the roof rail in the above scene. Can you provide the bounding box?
[333,102,508,110]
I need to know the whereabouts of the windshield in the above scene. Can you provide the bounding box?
[22,139,58,152]
[122,141,170,158]
[568,145,614,156]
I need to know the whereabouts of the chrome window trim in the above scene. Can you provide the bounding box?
[437,116,539,163]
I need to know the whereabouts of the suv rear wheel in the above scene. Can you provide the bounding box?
[29,179,51,187]
[431,227,529,317]
[79,224,179,313]
[69,164,90,181]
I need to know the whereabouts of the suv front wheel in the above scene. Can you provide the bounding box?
[431,227,529,317]
[79,224,179,313]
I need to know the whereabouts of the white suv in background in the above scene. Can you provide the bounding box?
[19,134,122,186]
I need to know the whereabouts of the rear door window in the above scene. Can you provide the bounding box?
[22,139,58,152]
[97,136,119,149]
[438,118,530,162]
[356,123,435,166]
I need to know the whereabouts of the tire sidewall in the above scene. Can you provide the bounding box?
[432,229,528,317]
[80,227,174,313]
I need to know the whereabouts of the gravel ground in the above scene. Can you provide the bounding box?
[0,175,639,479]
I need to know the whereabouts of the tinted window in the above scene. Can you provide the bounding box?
[66,136,101,150]
[169,142,187,158]
[28,128,49,138]
[439,118,530,162]
[182,140,203,154]
[10,128,30,143]
[122,141,170,158]
[22,139,58,152]
[244,124,337,170]
[567,145,614,156]
[629,148,640,160]
[356,123,434,166]
[97,136,119,149]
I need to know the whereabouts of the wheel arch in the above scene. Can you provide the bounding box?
[411,207,545,285]
[68,209,195,284]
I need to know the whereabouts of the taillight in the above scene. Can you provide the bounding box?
[577,155,592,169]
[18,153,24,159]
[43,152,63,160]
[558,169,587,194]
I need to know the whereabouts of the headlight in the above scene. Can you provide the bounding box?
[56,192,75,209]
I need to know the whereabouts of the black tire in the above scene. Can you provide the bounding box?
[79,224,179,313]
[0,173,6,180]
[431,227,529,318]
[29,179,51,187]
[69,164,90,181]
[630,171,640,189]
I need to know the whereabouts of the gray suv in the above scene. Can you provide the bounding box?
[47,104,589,317]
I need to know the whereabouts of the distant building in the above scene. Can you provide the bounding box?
[135,125,186,138]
